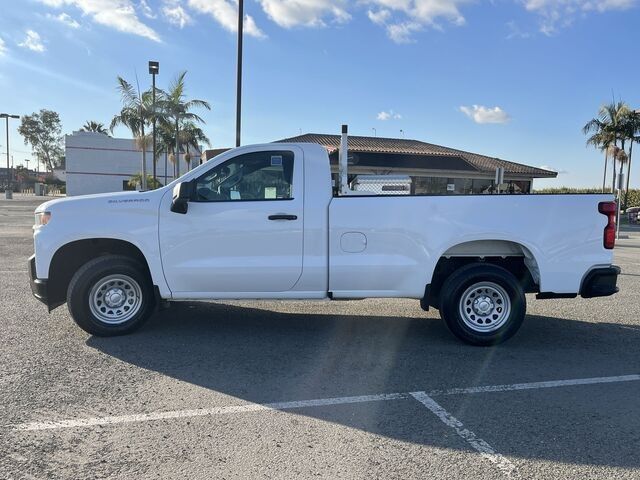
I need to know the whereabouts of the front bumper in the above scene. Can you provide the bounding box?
[29,255,49,306]
[580,265,621,298]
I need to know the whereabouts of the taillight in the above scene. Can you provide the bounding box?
[598,201,616,249]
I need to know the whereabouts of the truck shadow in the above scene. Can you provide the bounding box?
[88,301,640,469]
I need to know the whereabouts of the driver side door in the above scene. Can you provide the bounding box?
[158,147,304,297]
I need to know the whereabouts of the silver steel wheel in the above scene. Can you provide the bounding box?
[88,274,143,325]
[458,281,511,333]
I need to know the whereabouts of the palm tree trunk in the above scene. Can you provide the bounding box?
[602,150,608,193]
[175,117,180,177]
[624,141,633,209]
[164,149,168,186]
[140,125,147,190]
[612,143,617,194]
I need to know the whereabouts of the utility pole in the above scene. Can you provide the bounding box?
[1,113,20,199]
[149,61,160,186]
[235,0,244,147]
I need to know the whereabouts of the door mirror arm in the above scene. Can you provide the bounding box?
[171,181,194,214]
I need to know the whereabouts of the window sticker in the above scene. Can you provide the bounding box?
[271,155,283,166]
[264,187,277,199]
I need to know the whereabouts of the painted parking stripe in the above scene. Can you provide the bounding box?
[410,391,516,477]
[430,374,640,396]
[13,374,640,432]
[14,393,407,431]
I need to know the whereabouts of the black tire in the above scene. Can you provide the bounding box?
[67,255,155,336]
[439,263,526,346]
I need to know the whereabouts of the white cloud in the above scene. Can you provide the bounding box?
[37,0,161,42]
[365,0,468,42]
[259,0,350,28]
[47,12,81,28]
[18,30,46,52]
[524,0,637,34]
[163,1,193,27]
[139,0,156,18]
[367,8,391,25]
[459,105,510,124]
[377,109,402,120]
[187,0,265,38]
[0,38,7,56]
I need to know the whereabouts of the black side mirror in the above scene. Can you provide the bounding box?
[171,181,193,214]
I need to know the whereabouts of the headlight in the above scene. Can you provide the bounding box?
[34,211,51,227]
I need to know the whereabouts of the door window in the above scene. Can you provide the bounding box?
[194,150,295,202]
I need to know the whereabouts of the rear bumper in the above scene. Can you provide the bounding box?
[580,265,621,298]
[29,255,49,306]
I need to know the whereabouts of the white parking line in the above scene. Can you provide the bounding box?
[410,391,516,477]
[14,393,406,431]
[429,374,640,396]
[13,374,640,432]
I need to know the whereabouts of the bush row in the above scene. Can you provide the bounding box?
[533,188,640,209]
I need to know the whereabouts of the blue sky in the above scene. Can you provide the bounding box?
[0,0,639,188]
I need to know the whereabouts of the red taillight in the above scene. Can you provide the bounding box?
[598,201,617,249]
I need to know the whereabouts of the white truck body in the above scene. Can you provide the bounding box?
[29,141,620,344]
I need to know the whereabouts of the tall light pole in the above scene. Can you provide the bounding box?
[149,61,159,186]
[235,0,244,147]
[1,113,20,199]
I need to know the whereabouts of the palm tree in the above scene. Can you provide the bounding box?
[110,76,154,190]
[622,110,639,209]
[81,121,109,135]
[155,119,176,183]
[158,71,211,177]
[584,101,630,193]
[605,102,630,192]
[583,121,615,192]
[179,122,211,171]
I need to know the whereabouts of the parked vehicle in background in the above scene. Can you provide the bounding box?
[29,127,620,345]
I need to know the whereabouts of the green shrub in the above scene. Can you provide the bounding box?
[533,187,640,210]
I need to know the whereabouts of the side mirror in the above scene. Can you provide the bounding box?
[171,181,193,214]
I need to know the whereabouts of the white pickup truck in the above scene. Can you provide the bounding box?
[29,128,620,345]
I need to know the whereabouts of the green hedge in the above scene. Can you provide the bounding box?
[533,188,640,210]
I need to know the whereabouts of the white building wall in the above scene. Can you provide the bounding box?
[65,131,201,196]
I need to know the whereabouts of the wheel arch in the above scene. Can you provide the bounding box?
[424,239,541,310]
[47,238,154,310]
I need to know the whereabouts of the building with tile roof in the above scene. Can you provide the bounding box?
[275,133,556,194]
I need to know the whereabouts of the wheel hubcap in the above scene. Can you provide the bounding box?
[459,281,511,333]
[89,274,143,325]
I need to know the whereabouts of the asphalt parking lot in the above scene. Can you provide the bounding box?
[1,195,639,480]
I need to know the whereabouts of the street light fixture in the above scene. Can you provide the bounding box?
[1,113,20,199]
[149,61,159,186]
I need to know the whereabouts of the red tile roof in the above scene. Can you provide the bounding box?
[276,133,557,178]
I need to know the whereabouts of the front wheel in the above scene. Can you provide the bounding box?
[67,255,155,336]
[439,263,526,346]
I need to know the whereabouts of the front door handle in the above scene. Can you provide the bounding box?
[268,214,297,220]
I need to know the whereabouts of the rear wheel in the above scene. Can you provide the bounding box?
[67,255,155,336]
[439,263,526,346]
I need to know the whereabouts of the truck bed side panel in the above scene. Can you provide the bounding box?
[328,194,614,298]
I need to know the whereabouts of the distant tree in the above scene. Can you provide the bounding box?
[17,109,64,171]
[583,120,615,192]
[157,71,210,177]
[110,76,154,189]
[127,173,162,190]
[81,120,109,135]
[622,110,639,209]
[179,121,211,170]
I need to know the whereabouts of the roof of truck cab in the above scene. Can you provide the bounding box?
[276,133,557,178]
